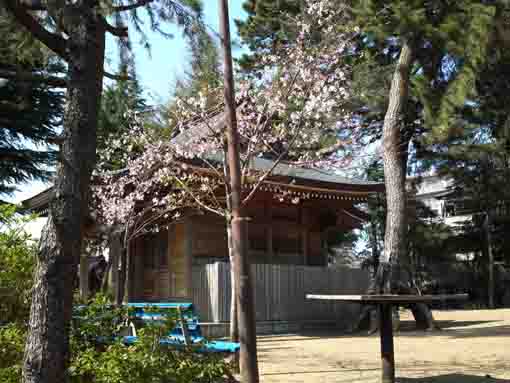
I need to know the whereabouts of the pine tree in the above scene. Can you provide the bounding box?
[235,0,302,76]
[163,21,222,137]
[96,67,148,170]
[420,41,510,307]
[341,1,501,335]
[3,1,204,382]
[0,12,64,195]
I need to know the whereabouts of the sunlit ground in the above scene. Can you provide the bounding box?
[256,309,510,383]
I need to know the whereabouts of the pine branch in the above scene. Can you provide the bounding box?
[4,0,67,58]
[0,69,67,87]
[0,68,133,87]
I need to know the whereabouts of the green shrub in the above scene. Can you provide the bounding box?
[69,296,231,383]
[0,324,25,383]
[0,204,36,324]
[0,205,231,383]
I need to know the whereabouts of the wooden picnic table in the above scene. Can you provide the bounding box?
[306,294,468,383]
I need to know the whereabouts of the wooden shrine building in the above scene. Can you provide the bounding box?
[22,161,383,303]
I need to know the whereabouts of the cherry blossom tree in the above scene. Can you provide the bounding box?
[94,0,357,352]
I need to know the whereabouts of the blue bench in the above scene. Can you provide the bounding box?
[75,302,240,355]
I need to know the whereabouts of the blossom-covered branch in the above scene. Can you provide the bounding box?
[94,0,357,235]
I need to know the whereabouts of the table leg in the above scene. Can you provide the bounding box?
[379,303,395,383]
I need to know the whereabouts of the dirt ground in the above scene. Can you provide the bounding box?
[256,309,510,383]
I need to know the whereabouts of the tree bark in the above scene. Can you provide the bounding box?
[79,254,90,300]
[22,6,105,383]
[117,246,127,306]
[106,232,121,297]
[227,221,240,341]
[380,40,413,285]
[223,150,239,342]
[377,40,436,330]
[486,212,495,308]
[219,1,259,382]
[369,216,380,279]
[482,154,495,309]
[123,242,131,304]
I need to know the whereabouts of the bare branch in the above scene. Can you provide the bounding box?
[173,176,225,217]
[241,70,301,179]
[102,19,128,37]
[316,140,347,156]
[112,0,153,12]
[175,94,225,147]
[128,205,191,241]
[4,0,67,58]
[103,71,133,81]
[201,157,226,182]
[0,69,67,87]
[242,86,313,206]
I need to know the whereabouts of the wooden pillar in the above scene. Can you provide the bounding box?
[133,239,145,301]
[122,240,134,304]
[267,200,273,260]
[108,232,121,300]
[379,303,395,383]
[167,226,174,299]
[300,206,309,266]
[184,219,193,298]
[79,254,89,300]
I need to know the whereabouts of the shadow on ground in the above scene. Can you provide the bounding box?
[398,320,498,331]
[398,374,510,383]
[395,321,510,339]
[257,322,510,341]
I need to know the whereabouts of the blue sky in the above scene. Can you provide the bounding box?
[106,1,248,104]
[9,1,248,207]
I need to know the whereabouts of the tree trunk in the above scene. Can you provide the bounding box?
[79,254,90,300]
[377,40,436,330]
[482,154,495,309]
[123,242,131,303]
[227,221,240,341]
[22,9,105,383]
[379,40,413,286]
[223,150,239,342]
[219,1,259,382]
[117,246,127,306]
[486,211,495,308]
[369,216,380,279]
[105,232,121,297]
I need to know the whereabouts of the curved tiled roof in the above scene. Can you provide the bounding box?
[20,187,54,216]
[21,107,384,212]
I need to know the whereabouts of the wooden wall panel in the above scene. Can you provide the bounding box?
[191,262,370,323]
[192,217,228,258]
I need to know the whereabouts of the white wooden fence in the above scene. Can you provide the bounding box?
[192,262,369,325]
